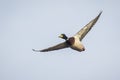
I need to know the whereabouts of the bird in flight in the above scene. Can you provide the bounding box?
[33,12,102,52]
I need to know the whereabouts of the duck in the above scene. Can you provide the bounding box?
[32,11,102,52]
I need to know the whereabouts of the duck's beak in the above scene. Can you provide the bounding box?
[58,34,63,38]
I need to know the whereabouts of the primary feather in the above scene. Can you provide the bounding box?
[74,11,102,41]
[33,42,69,52]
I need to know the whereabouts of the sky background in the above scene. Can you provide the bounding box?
[0,0,120,80]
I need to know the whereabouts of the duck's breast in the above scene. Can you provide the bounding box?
[71,37,85,52]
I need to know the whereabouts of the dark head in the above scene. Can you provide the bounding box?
[59,34,68,40]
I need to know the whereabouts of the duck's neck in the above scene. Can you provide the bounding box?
[63,34,68,40]
[64,35,68,40]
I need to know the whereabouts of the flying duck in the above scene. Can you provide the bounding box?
[33,12,102,52]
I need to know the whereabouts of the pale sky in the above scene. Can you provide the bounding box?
[0,0,120,80]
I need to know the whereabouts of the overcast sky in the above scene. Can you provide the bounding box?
[0,0,120,80]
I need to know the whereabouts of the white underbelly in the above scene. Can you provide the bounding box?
[70,37,85,52]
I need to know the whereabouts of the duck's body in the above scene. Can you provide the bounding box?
[71,37,85,52]
[66,37,85,52]
[33,11,102,52]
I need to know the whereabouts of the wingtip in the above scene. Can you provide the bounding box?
[40,50,49,52]
[100,10,103,14]
[32,48,53,52]
[32,49,35,51]
[98,10,103,17]
[32,49,41,52]
[94,11,102,20]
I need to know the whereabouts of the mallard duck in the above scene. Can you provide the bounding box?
[33,12,102,52]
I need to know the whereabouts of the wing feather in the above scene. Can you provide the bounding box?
[33,42,69,52]
[74,11,102,41]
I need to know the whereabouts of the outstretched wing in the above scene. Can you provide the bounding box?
[32,42,69,52]
[74,11,102,41]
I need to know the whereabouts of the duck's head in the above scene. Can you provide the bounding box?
[59,34,68,40]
